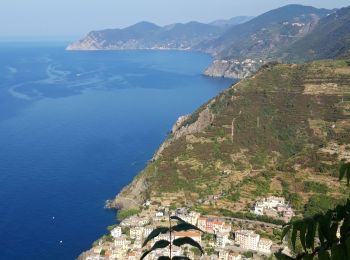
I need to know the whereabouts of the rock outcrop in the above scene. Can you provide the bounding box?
[109,102,216,210]
[203,59,262,79]
[153,105,215,161]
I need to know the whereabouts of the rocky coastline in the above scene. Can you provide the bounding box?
[106,99,219,211]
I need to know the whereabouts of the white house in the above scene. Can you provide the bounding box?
[228,252,242,260]
[219,250,241,260]
[114,235,131,249]
[253,196,294,222]
[189,211,201,225]
[219,250,229,260]
[143,226,153,238]
[220,223,232,233]
[130,226,144,240]
[216,232,230,248]
[235,230,260,251]
[254,202,265,215]
[258,238,273,254]
[138,217,150,226]
[111,226,122,238]
[265,196,285,208]
[155,211,164,217]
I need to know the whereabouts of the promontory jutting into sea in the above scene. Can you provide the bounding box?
[0,1,350,260]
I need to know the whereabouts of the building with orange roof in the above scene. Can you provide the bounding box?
[174,230,202,244]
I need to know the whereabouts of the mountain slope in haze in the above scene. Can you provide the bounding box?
[200,4,330,57]
[67,21,226,51]
[282,6,350,62]
[202,4,332,78]
[210,16,253,27]
[204,5,350,79]
[112,59,350,219]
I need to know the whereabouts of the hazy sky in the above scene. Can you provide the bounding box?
[0,0,348,39]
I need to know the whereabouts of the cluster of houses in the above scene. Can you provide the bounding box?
[218,58,263,68]
[253,196,294,222]
[84,201,289,260]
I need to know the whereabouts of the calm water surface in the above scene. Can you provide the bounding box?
[0,43,233,259]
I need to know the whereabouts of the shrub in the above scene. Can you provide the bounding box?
[243,251,254,258]
[117,208,141,221]
[304,194,336,217]
[227,191,240,202]
[303,181,328,194]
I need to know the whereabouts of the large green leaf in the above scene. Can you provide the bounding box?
[170,216,186,223]
[301,254,313,260]
[299,222,307,251]
[141,240,171,260]
[318,248,331,260]
[340,214,350,239]
[318,213,332,243]
[142,227,170,247]
[172,237,204,254]
[330,222,339,243]
[306,220,316,249]
[345,236,350,257]
[331,244,344,260]
[291,223,298,251]
[171,222,203,233]
[281,224,291,241]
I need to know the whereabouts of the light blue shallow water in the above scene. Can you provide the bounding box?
[0,43,233,259]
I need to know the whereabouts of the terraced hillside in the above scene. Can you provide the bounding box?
[113,59,350,219]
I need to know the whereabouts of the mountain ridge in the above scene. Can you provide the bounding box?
[66,20,227,51]
[67,4,350,79]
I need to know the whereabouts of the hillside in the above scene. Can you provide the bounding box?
[199,4,330,57]
[204,6,350,79]
[282,6,350,62]
[209,16,253,27]
[66,21,226,51]
[112,59,350,219]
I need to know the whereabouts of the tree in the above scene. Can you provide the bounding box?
[276,162,350,259]
[141,215,204,260]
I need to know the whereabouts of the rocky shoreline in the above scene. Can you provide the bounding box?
[106,99,220,211]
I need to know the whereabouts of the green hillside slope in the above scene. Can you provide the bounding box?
[114,59,350,219]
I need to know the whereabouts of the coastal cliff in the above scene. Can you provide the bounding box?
[203,59,263,79]
[110,100,217,209]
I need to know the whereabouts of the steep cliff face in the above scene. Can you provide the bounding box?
[203,59,262,79]
[111,59,350,214]
[111,100,217,209]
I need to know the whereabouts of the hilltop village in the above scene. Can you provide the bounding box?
[80,196,294,260]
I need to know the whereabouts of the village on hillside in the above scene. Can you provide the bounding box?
[81,196,295,260]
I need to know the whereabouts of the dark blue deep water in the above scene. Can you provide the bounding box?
[0,43,232,260]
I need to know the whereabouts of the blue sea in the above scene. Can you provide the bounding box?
[0,43,233,259]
